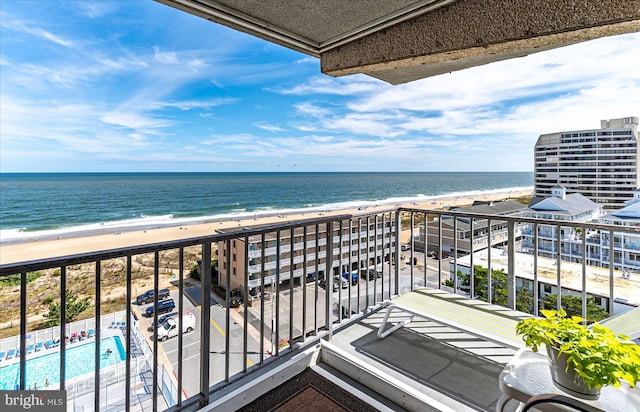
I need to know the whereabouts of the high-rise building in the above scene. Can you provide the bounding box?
[534,117,639,209]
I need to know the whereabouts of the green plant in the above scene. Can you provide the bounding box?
[42,290,91,327]
[516,309,640,390]
[542,294,608,323]
[0,271,42,286]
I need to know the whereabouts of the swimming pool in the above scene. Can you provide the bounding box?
[0,335,126,390]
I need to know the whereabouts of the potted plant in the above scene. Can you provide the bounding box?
[516,308,640,399]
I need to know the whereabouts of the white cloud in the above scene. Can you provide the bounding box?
[153,46,179,64]
[255,123,286,132]
[1,0,638,173]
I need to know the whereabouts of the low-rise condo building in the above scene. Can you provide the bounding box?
[414,200,526,256]
[217,216,397,298]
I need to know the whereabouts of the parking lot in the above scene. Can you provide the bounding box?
[132,286,264,399]
[129,254,452,399]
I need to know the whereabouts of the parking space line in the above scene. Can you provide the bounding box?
[163,340,200,355]
[195,305,254,367]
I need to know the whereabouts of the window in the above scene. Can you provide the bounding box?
[543,284,552,293]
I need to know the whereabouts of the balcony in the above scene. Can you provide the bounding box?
[1,208,639,411]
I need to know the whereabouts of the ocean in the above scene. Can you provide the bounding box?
[0,172,533,243]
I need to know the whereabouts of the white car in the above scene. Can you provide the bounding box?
[156,312,196,341]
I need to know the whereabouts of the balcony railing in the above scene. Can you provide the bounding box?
[1,208,639,411]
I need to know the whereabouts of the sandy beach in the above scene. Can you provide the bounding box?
[0,189,532,265]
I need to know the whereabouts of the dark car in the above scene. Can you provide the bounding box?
[136,288,170,305]
[145,299,175,317]
[360,268,382,280]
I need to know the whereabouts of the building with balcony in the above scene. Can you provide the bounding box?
[216,216,397,298]
[595,189,640,273]
[534,116,639,210]
[414,200,526,256]
[521,185,604,264]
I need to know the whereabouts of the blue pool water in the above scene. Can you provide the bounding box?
[0,336,126,390]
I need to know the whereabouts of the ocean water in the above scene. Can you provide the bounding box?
[0,172,532,242]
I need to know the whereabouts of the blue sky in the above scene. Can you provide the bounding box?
[1,1,639,173]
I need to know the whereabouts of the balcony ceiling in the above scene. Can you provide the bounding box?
[158,0,640,84]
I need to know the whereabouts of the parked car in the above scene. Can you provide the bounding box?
[360,268,383,280]
[342,271,358,285]
[401,244,411,251]
[406,257,418,265]
[145,299,175,317]
[336,276,349,289]
[136,288,170,305]
[148,311,178,331]
[156,312,196,341]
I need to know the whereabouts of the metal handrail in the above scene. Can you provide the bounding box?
[2,207,640,411]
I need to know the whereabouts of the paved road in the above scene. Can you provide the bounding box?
[135,287,263,400]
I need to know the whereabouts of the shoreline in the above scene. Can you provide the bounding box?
[0,188,532,265]
[1,186,533,244]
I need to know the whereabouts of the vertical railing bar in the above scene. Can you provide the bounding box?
[177,249,184,406]
[19,271,27,390]
[225,239,231,380]
[469,218,475,299]
[125,256,132,411]
[348,219,353,317]
[357,217,362,312]
[487,218,493,304]
[389,213,394,298]
[289,228,294,347]
[95,261,102,412]
[556,224,562,311]
[410,212,414,291]
[337,220,343,323]
[422,212,427,288]
[365,216,370,307]
[152,252,159,412]
[260,233,265,363]
[275,232,281,355]
[200,243,212,406]
[381,214,386,300]
[302,226,308,342]
[325,221,333,337]
[373,215,378,304]
[533,223,539,316]
[507,220,516,310]
[394,212,400,295]
[608,229,615,315]
[453,216,458,295]
[581,225,587,320]
[437,214,443,288]
[243,236,249,373]
[60,266,67,391]
[314,224,319,335]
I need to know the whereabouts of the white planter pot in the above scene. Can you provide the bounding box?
[546,345,600,400]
